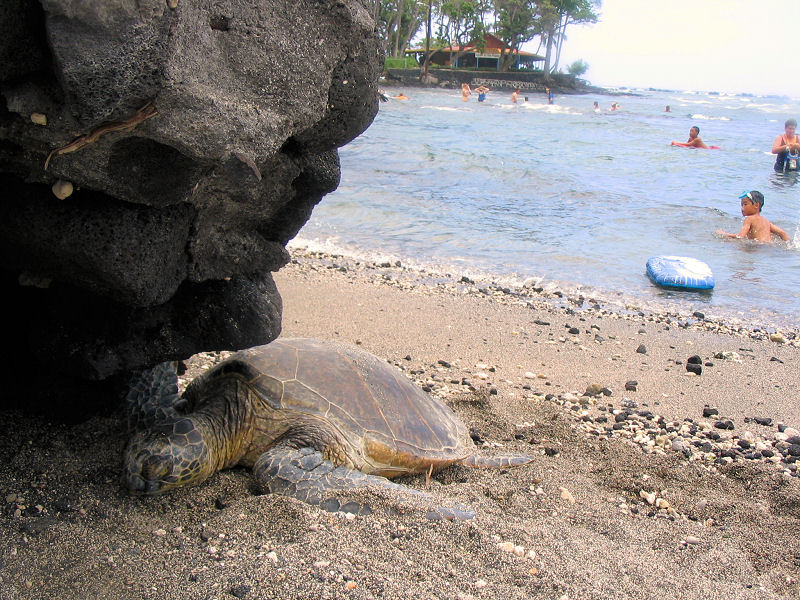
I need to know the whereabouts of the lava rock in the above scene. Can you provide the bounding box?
[686,363,702,375]
[0,0,381,410]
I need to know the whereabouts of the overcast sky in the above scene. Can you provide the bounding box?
[543,0,799,97]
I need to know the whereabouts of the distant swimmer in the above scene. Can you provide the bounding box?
[671,126,719,149]
[664,105,670,112]
[546,87,553,104]
[475,85,490,102]
[772,118,800,172]
[511,88,520,104]
[461,83,471,102]
[715,190,789,243]
[610,102,620,111]
[394,92,409,100]
[593,101,600,113]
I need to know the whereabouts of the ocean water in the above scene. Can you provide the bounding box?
[292,87,800,329]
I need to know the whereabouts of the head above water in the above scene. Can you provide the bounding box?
[739,190,764,211]
[785,118,797,129]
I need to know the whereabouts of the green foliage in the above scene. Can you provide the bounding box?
[566,59,588,76]
[385,56,420,69]
[376,0,600,74]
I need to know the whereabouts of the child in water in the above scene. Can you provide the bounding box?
[715,191,789,243]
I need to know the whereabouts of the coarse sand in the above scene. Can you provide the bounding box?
[1,249,798,600]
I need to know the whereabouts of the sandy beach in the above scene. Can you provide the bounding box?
[1,248,799,600]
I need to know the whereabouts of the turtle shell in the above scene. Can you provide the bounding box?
[196,338,475,478]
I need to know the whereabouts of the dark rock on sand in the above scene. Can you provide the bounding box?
[0,0,381,410]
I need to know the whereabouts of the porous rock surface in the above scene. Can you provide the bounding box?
[0,0,380,410]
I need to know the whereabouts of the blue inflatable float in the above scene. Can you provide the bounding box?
[646,256,714,290]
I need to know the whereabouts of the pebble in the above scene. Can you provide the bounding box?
[636,344,647,354]
[559,487,576,504]
[684,536,701,545]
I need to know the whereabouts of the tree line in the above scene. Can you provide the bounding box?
[371,0,599,75]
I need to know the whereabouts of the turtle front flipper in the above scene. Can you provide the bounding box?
[126,362,187,431]
[253,445,474,520]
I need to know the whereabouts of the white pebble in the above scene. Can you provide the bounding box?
[639,490,656,505]
[684,536,701,545]
[559,487,576,504]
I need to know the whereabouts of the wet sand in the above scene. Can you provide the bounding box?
[1,249,799,600]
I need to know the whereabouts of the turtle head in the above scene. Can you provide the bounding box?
[122,417,214,495]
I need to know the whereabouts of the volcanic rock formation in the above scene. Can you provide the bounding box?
[0,0,380,411]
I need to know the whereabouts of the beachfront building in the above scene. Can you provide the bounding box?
[405,34,544,71]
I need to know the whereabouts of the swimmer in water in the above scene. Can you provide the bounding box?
[394,92,409,100]
[715,190,789,243]
[772,118,800,171]
[593,101,600,113]
[461,83,471,102]
[511,88,520,104]
[671,126,709,149]
[475,85,490,102]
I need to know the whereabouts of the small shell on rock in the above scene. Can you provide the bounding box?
[30,112,47,126]
[51,179,73,199]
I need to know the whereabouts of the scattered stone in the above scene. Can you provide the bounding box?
[703,406,719,418]
[686,363,702,375]
[636,344,647,354]
[438,360,451,368]
[544,447,560,457]
[230,584,252,598]
[714,420,735,430]
[559,487,576,504]
[625,381,638,391]
[769,333,786,344]
[687,355,702,365]
[684,536,701,545]
[584,384,605,397]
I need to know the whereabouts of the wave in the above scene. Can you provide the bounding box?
[690,114,731,121]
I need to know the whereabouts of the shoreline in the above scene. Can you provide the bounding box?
[1,247,799,599]
[287,240,800,339]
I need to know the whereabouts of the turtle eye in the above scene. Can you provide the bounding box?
[141,454,173,481]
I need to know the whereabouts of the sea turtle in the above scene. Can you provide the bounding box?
[123,338,533,519]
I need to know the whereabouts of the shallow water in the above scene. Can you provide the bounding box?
[293,87,800,328]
